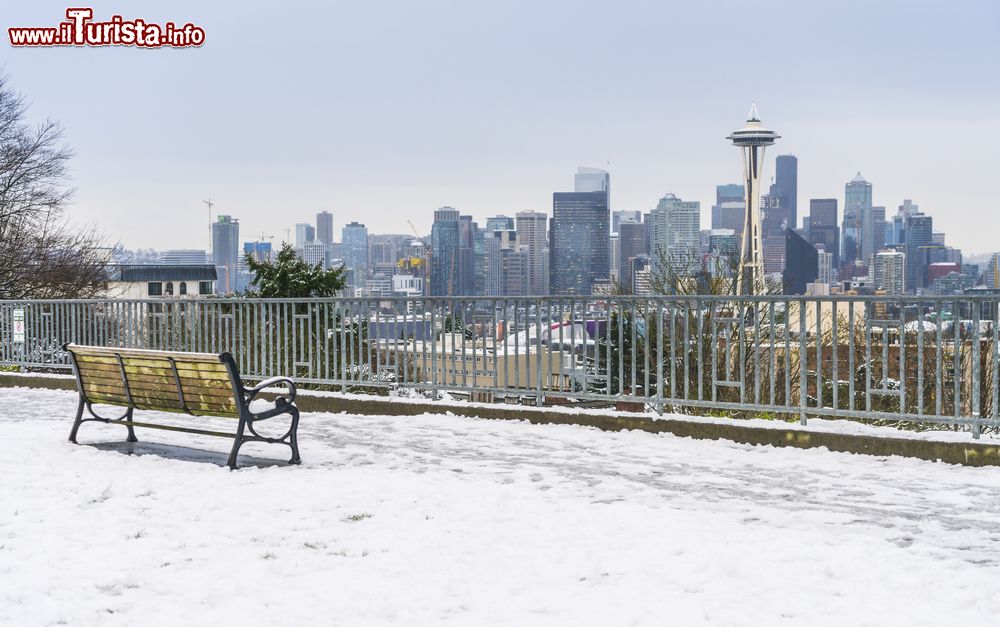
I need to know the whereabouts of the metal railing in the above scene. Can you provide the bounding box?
[2,295,998,436]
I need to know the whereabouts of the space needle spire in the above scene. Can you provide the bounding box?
[727,104,780,295]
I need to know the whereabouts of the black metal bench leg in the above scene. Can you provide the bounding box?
[68,397,85,444]
[125,408,138,443]
[227,414,248,470]
[288,407,301,465]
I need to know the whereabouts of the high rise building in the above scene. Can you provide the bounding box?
[899,199,919,217]
[295,223,315,249]
[711,184,745,241]
[515,211,548,295]
[574,167,610,195]
[707,229,738,277]
[498,231,526,296]
[808,198,840,268]
[871,250,906,295]
[817,251,834,286]
[211,215,240,294]
[727,104,780,295]
[473,225,486,295]
[162,249,208,265]
[716,184,744,204]
[240,241,272,292]
[316,211,334,245]
[648,194,701,280]
[609,233,620,282]
[430,207,475,296]
[763,235,786,276]
[761,191,788,237]
[612,210,642,234]
[904,213,932,293]
[341,222,369,287]
[783,229,818,295]
[485,216,515,232]
[618,220,648,293]
[861,206,886,262]
[550,191,609,295]
[842,172,872,267]
[243,241,271,263]
[483,234,501,296]
[987,253,1000,289]
[774,154,798,230]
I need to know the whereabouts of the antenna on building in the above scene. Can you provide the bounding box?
[202,198,214,256]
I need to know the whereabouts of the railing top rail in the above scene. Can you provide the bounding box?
[1,294,1000,305]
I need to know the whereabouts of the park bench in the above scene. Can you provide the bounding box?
[64,344,300,469]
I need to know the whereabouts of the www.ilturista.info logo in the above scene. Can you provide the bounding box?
[9,8,205,48]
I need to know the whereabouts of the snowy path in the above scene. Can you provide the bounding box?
[2,386,1000,626]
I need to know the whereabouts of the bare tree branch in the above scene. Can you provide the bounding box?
[0,72,110,299]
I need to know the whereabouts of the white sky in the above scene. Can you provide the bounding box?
[4,0,999,253]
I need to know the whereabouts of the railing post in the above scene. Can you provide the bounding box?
[799,297,808,426]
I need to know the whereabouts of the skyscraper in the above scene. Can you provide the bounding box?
[240,241,272,292]
[783,229,818,295]
[861,205,886,262]
[904,213,933,293]
[648,194,701,280]
[341,222,369,287]
[774,154,798,229]
[707,229,738,278]
[316,211,334,245]
[516,211,548,295]
[162,250,208,265]
[295,223,315,249]
[761,192,788,237]
[485,216,514,232]
[430,207,475,296]
[612,210,642,234]
[574,167,610,195]
[211,215,240,294]
[716,184,744,205]
[842,172,872,267]
[618,220,648,293]
[711,184,745,241]
[727,104,780,295]
[550,191,609,295]
[872,250,906,295]
[808,198,840,269]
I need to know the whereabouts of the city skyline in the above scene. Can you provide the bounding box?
[4,1,998,254]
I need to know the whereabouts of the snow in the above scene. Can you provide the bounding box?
[3,386,1000,626]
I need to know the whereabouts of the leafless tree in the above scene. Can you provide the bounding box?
[0,73,111,299]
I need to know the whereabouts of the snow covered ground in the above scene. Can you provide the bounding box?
[2,386,1000,626]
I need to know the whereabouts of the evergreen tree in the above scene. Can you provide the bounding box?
[245,243,347,298]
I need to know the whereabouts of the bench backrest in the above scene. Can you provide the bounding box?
[66,344,241,418]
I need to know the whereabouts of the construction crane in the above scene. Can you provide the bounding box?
[202,198,214,254]
[399,219,427,272]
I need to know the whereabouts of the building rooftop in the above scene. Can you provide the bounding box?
[110,264,218,282]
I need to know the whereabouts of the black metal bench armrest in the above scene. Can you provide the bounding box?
[243,376,297,412]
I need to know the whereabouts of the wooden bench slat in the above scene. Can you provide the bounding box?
[77,362,231,381]
[78,370,234,389]
[79,359,230,377]
[76,356,228,370]
[69,346,224,363]
[83,379,235,399]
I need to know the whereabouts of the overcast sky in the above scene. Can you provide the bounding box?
[5,0,999,254]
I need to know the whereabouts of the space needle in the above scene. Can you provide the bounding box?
[727,104,780,295]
